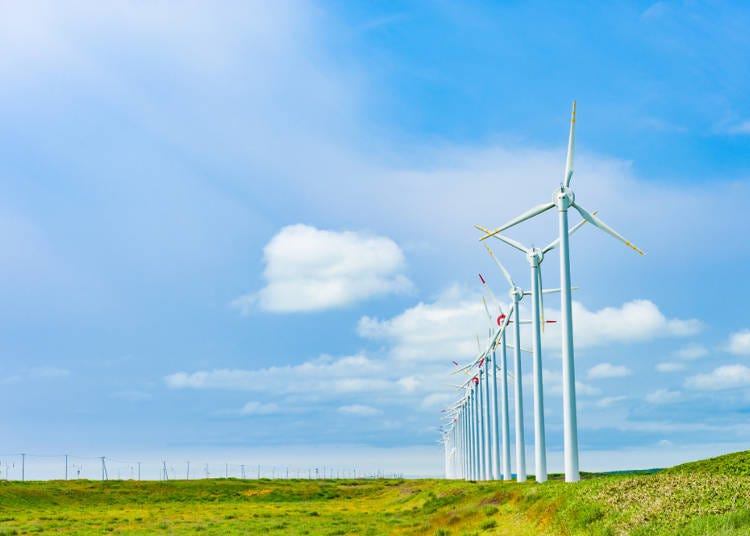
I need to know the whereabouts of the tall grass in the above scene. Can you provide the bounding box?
[0,451,748,535]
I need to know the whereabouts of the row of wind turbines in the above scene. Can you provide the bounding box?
[441,103,643,483]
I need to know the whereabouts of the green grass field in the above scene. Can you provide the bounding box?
[1,451,749,535]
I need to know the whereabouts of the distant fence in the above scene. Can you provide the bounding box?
[0,453,405,481]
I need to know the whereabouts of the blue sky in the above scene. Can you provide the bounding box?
[2,0,750,478]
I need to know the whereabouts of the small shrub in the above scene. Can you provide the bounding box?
[434,529,450,536]
[480,519,497,530]
[483,505,498,516]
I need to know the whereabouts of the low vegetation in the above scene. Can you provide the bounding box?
[0,451,748,535]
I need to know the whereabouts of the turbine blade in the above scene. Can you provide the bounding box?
[540,286,578,294]
[482,296,492,326]
[478,202,555,239]
[572,203,644,255]
[506,343,533,354]
[483,244,515,288]
[478,273,504,315]
[564,101,576,188]
[542,214,591,253]
[488,232,530,254]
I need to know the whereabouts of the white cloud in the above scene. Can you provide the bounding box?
[645,389,682,404]
[398,376,420,392]
[587,363,632,379]
[165,354,390,396]
[684,365,750,391]
[726,329,750,355]
[240,401,280,415]
[544,369,602,397]
[234,224,412,313]
[419,393,455,411]
[673,343,708,360]
[338,404,382,417]
[358,285,486,363]
[563,300,702,349]
[656,362,686,373]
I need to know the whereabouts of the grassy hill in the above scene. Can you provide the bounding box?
[0,452,749,535]
[665,450,750,478]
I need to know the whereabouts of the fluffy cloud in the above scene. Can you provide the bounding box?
[233,225,412,313]
[165,354,391,396]
[338,404,382,417]
[566,300,702,349]
[543,368,602,397]
[360,291,702,365]
[358,285,486,363]
[645,389,682,404]
[672,343,708,360]
[726,330,750,355]
[587,363,632,379]
[684,365,750,391]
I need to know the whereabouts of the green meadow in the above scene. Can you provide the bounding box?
[1,451,749,535]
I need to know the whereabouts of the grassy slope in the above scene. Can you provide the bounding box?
[0,451,749,535]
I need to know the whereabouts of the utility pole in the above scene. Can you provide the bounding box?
[137,462,141,481]
[225,463,228,478]
[186,461,190,480]
[21,453,25,482]
[162,461,169,481]
[257,464,260,479]
[101,457,108,481]
[65,455,68,481]
[240,464,245,479]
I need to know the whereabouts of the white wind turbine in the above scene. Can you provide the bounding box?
[477,102,643,482]
[453,291,517,480]
[476,220,588,483]
[479,259,528,482]
[478,275,511,480]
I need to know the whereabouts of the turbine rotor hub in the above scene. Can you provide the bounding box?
[510,286,524,301]
[553,186,574,209]
[528,247,544,266]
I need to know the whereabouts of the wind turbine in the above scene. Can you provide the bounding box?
[481,255,528,481]
[477,102,643,482]
[478,276,511,481]
[475,223,587,483]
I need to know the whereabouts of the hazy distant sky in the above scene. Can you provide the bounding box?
[2,0,750,477]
